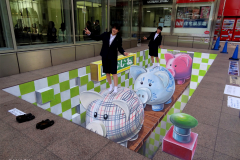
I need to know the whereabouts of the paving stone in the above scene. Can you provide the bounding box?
[0,90,18,105]
[47,127,110,160]
[21,114,79,148]
[193,145,214,160]
[30,149,62,160]
[0,98,33,119]
[221,101,240,117]
[219,112,240,134]
[188,94,223,112]
[9,72,44,84]
[153,149,180,160]
[193,87,224,100]
[91,141,145,160]
[215,128,240,159]
[0,132,44,160]
[213,151,238,160]
[191,123,218,150]
[0,76,22,89]
[183,104,221,127]
[201,75,227,84]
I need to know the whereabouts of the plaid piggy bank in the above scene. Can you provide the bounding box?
[79,87,144,147]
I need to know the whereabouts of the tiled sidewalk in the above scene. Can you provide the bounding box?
[0,43,240,160]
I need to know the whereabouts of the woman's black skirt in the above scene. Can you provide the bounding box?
[149,47,158,57]
[102,56,118,74]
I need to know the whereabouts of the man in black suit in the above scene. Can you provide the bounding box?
[143,26,162,67]
[84,24,130,93]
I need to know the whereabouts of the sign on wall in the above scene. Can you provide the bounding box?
[143,0,170,4]
[175,19,208,28]
[90,53,136,81]
[176,0,215,3]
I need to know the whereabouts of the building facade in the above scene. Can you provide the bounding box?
[0,0,232,78]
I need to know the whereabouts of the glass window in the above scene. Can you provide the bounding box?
[0,1,13,50]
[110,0,131,38]
[132,0,140,39]
[74,0,108,42]
[174,2,214,35]
[142,0,173,33]
[9,0,73,48]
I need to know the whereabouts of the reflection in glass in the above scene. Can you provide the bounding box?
[0,1,13,49]
[110,0,131,38]
[9,0,72,47]
[74,0,108,42]
[142,7,172,28]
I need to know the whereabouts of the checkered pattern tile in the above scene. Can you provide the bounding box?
[2,48,217,158]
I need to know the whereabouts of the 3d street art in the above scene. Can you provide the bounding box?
[79,87,144,147]
[130,65,175,111]
[2,49,217,159]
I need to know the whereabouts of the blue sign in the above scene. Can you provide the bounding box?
[183,19,208,28]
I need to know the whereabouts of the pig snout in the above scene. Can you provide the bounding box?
[167,68,175,77]
[86,120,107,137]
[136,88,151,104]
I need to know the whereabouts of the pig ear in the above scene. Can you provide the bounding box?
[179,55,190,67]
[154,71,169,88]
[164,53,174,63]
[80,91,104,109]
[130,65,147,81]
[112,100,130,121]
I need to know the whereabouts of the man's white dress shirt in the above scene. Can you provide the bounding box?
[154,33,159,40]
[109,34,116,46]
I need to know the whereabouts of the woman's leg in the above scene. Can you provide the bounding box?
[112,74,118,92]
[106,74,113,91]
[156,56,160,66]
[151,56,154,64]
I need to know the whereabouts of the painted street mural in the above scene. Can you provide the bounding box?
[2,49,217,159]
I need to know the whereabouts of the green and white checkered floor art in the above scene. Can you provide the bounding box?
[2,49,217,156]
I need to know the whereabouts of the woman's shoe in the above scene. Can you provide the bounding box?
[36,119,50,129]
[16,113,35,123]
[36,119,54,130]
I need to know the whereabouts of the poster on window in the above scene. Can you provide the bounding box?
[200,6,211,19]
[175,6,210,28]
[175,19,208,28]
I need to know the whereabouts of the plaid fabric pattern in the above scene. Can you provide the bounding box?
[2,48,217,158]
[86,87,144,143]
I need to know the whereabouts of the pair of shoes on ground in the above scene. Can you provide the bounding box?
[16,113,54,130]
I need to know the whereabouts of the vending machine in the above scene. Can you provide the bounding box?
[232,18,240,42]
[220,18,236,41]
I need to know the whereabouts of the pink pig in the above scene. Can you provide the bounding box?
[165,53,193,85]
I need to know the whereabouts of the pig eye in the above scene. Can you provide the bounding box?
[104,114,108,120]
[175,65,177,67]
[94,112,97,118]
[149,83,152,87]
[140,82,143,85]
[170,64,172,66]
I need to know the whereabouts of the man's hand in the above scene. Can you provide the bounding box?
[124,52,130,56]
[84,28,91,35]
[143,36,147,40]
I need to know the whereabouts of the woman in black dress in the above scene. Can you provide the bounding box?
[143,26,162,67]
[84,24,130,93]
